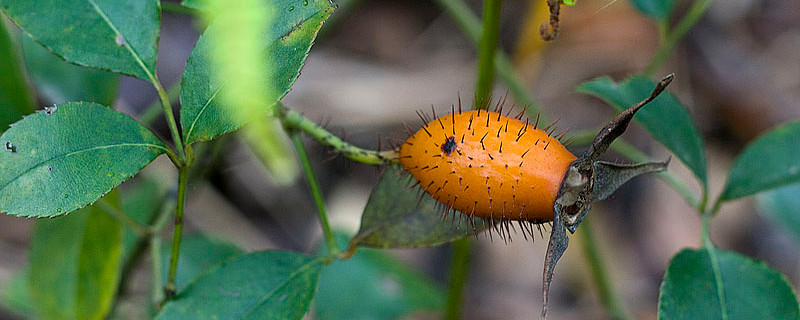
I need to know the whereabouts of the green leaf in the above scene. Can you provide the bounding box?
[721,122,800,200]
[28,193,124,320]
[353,165,489,248]
[315,236,444,320]
[658,248,800,320]
[157,251,321,320]
[0,18,35,133]
[180,0,333,144]
[628,0,674,20]
[0,101,167,218]
[22,36,119,105]
[180,0,206,12]
[576,75,707,186]
[160,234,245,291]
[756,183,800,242]
[0,0,160,79]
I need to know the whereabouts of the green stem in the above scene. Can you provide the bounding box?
[474,0,502,104]
[445,238,471,320]
[278,104,397,165]
[96,200,151,236]
[578,217,631,320]
[288,131,339,257]
[434,0,544,116]
[150,235,164,309]
[152,78,186,162]
[163,166,189,302]
[139,82,181,126]
[643,0,713,76]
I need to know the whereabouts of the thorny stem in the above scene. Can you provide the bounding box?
[434,0,545,117]
[578,217,631,320]
[643,0,713,76]
[163,166,189,302]
[278,104,398,165]
[474,0,502,104]
[288,131,340,257]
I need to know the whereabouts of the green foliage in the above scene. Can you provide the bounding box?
[28,192,124,320]
[160,234,245,291]
[0,18,35,133]
[157,251,321,320]
[721,122,800,200]
[22,36,119,105]
[576,75,708,186]
[179,0,333,144]
[0,0,160,79]
[658,248,799,320]
[756,183,800,242]
[628,0,674,21]
[352,166,489,249]
[0,102,167,218]
[315,235,445,320]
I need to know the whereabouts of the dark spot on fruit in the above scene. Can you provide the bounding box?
[441,136,457,156]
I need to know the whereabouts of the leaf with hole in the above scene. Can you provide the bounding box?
[628,0,674,20]
[0,18,35,133]
[28,193,124,320]
[0,102,167,218]
[160,234,245,291]
[180,0,333,145]
[721,121,800,201]
[157,250,320,320]
[22,36,119,105]
[576,75,707,186]
[658,247,800,320]
[0,0,159,79]
[352,166,490,249]
[756,183,800,243]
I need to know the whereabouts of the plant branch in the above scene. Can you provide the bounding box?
[139,82,181,126]
[643,0,713,76]
[434,0,544,116]
[162,165,189,302]
[152,78,186,162]
[578,217,631,320]
[474,0,502,104]
[150,234,164,309]
[288,130,340,257]
[278,104,398,165]
[445,237,471,320]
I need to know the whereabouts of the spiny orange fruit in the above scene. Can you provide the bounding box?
[398,109,576,222]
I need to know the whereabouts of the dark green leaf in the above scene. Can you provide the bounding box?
[721,122,800,200]
[628,0,674,20]
[756,183,800,242]
[180,0,333,144]
[353,166,489,248]
[316,235,444,320]
[576,75,707,186]
[658,248,800,320]
[28,193,124,320]
[22,36,119,105]
[0,18,35,133]
[160,234,245,291]
[0,0,160,79]
[157,251,321,320]
[0,102,167,218]
[180,0,206,12]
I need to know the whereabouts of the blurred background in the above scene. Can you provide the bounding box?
[1,0,799,319]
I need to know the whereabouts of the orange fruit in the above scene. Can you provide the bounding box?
[399,109,576,222]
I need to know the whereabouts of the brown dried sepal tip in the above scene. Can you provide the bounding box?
[540,0,562,41]
[541,73,675,320]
